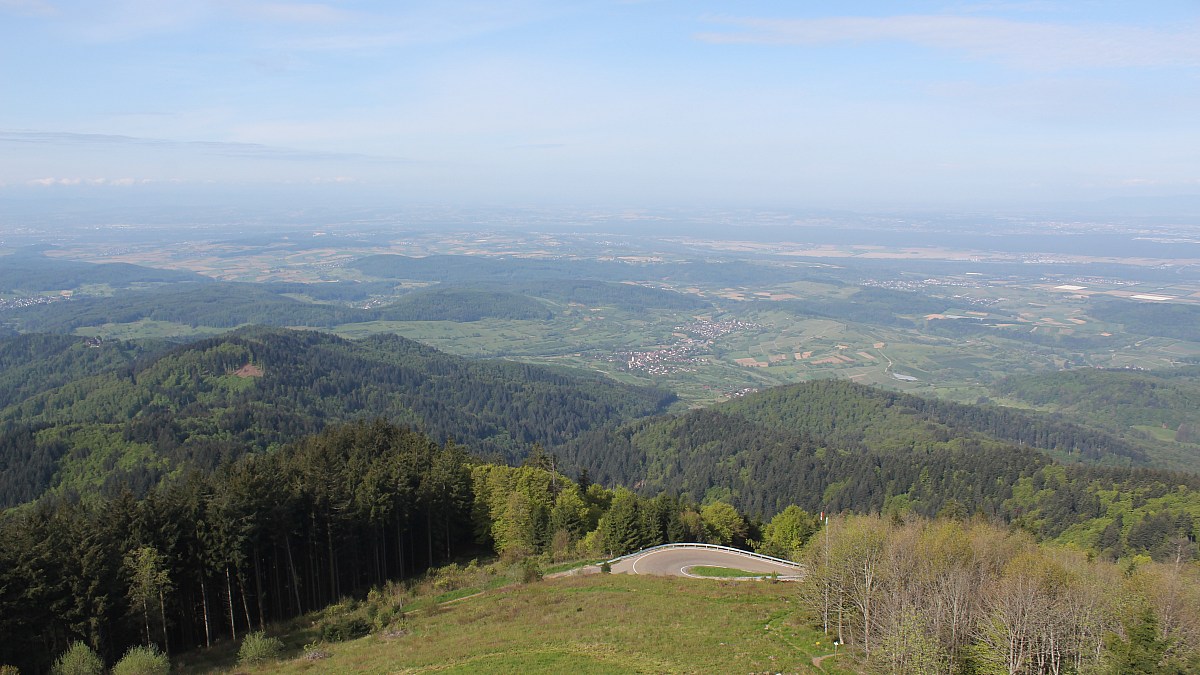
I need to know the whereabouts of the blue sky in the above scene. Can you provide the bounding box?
[2,0,1198,210]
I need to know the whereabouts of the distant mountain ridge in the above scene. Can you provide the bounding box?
[0,252,207,292]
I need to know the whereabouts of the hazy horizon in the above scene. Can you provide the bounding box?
[3,1,1200,213]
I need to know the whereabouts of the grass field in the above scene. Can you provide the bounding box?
[181,573,851,674]
[687,565,761,578]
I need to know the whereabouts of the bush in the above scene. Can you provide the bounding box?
[1,665,21,675]
[365,585,405,631]
[520,559,543,584]
[51,642,103,675]
[319,616,371,642]
[237,631,284,666]
[600,561,612,574]
[112,645,169,675]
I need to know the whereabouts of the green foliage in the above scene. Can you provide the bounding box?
[50,642,103,675]
[756,505,818,560]
[597,489,650,556]
[0,327,673,505]
[122,546,170,648]
[1106,606,1169,675]
[237,631,284,666]
[994,366,1200,458]
[319,615,371,642]
[520,558,543,584]
[699,501,747,547]
[566,379,1200,561]
[111,645,169,675]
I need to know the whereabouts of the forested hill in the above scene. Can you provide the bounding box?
[4,278,706,333]
[375,288,553,321]
[563,379,1200,560]
[0,252,207,292]
[0,333,170,410]
[0,328,675,506]
[993,367,1200,468]
[8,282,368,332]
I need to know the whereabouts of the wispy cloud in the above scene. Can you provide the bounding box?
[39,1,352,42]
[234,2,353,24]
[0,130,413,163]
[696,15,1200,70]
[509,142,566,150]
[26,176,155,186]
[0,0,57,17]
[272,2,551,51]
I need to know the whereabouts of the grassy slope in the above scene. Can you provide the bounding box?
[189,574,849,674]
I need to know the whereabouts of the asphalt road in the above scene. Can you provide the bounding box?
[609,546,802,578]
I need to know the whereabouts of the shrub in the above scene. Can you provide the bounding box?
[365,586,405,631]
[237,631,284,666]
[600,561,612,574]
[51,642,103,675]
[520,559,543,583]
[319,616,371,642]
[1,665,21,675]
[112,645,169,675]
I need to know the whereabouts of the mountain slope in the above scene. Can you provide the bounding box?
[563,378,1200,562]
[0,327,675,506]
[993,367,1200,470]
[0,252,207,292]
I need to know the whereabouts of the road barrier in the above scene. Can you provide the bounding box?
[604,542,804,569]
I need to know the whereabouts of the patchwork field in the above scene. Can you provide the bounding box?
[21,231,1200,406]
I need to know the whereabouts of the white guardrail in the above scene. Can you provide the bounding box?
[604,542,804,569]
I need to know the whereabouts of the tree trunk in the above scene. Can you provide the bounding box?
[327,525,338,600]
[378,523,386,585]
[158,590,169,655]
[239,573,253,632]
[395,520,405,579]
[143,597,152,647]
[284,535,303,614]
[253,546,266,630]
[225,567,238,641]
[426,511,433,568]
[200,577,212,648]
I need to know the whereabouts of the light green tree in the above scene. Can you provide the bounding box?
[51,641,103,675]
[757,505,818,559]
[124,545,172,652]
[700,501,748,547]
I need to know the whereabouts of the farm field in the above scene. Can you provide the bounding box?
[18,230,1200,406]
[328,293,1200,406]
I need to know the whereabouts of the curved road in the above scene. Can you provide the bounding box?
[610,546,802,578]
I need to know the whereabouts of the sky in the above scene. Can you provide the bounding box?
[1,0,1199,212]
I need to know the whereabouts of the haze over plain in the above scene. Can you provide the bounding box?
[2,0,1199,213]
